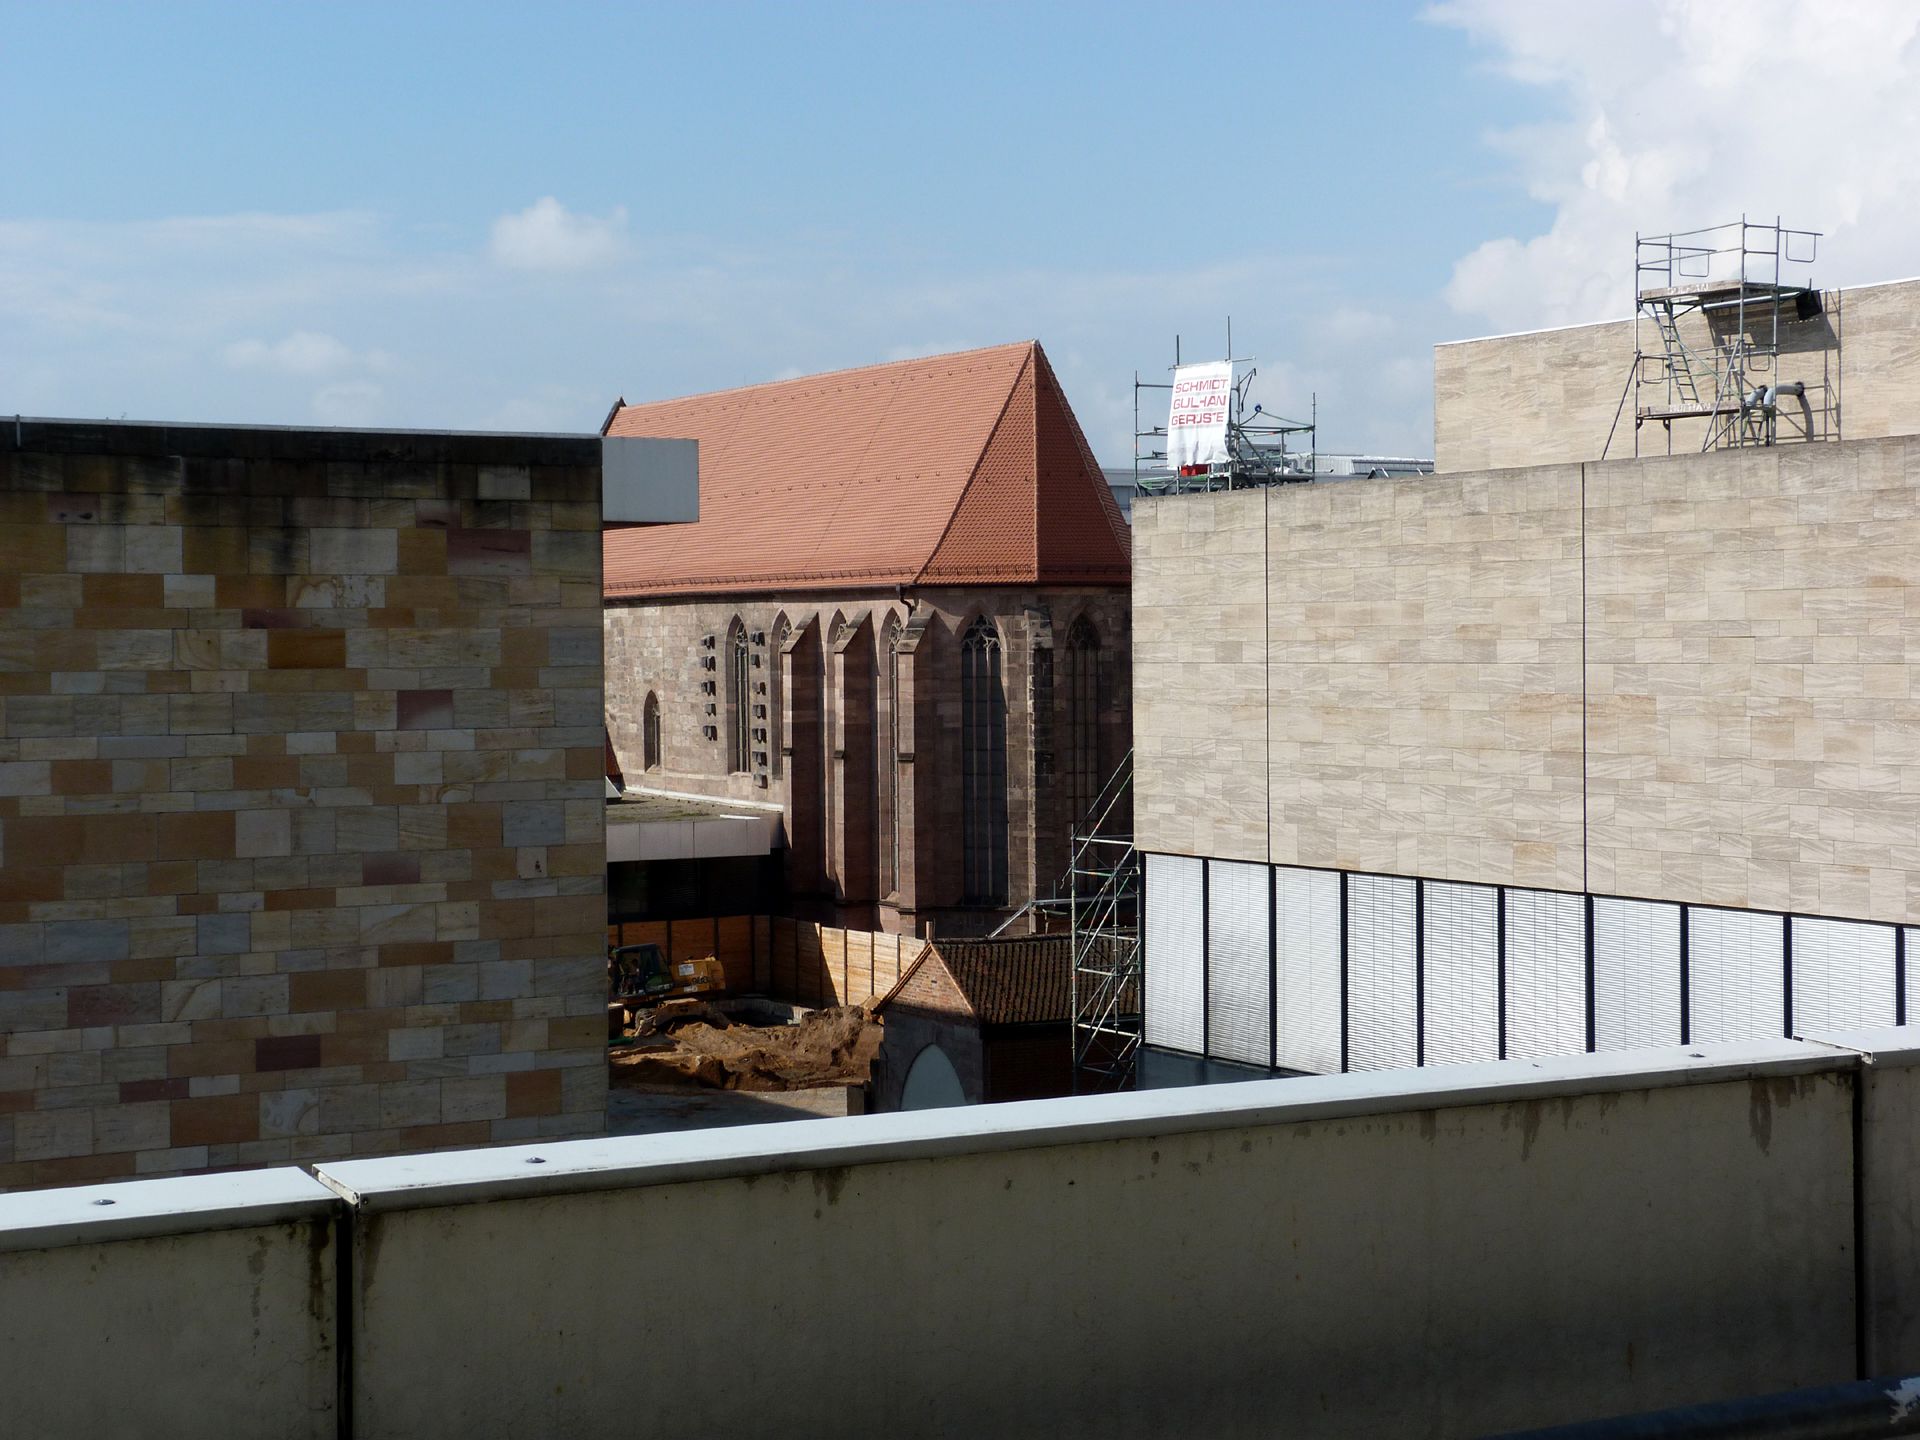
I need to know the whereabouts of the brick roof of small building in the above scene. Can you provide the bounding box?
[602,341,1129,598]
[874,935,1073,1027]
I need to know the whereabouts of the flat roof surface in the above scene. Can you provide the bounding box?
[607,790,780,825]
[10,415,602,465]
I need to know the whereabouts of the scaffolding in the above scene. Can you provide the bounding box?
[1068,752,1141,1091]
[1133,328,1316,498]
[1607,217,1835,458]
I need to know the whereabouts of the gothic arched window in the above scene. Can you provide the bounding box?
[879,614,903,894]
[768,614,790,780]
[1064,616,1101,830]
[960,616,1007,905]
[642,691,662,771]
[726,618,750,774]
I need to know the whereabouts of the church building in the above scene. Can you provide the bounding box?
[603,341,1130,937]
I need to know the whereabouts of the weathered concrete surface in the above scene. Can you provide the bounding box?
[1809,1025,1920,1377]
[320,1043,1856,1440]
[0,1168,339,1439]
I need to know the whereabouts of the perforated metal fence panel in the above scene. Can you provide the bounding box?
[1592,897,1683,1051]
[1505,888,1586,1059]
[1791,916,1897,1032]
[1273,866,1342,1075]
[1422,881,1499,1066]
[1144,849,1919,1081]
[1205,860,1272,1068]
[1688,907,1786,1043]
[1346,875,1417,1071]
[1143,853,1204,1055]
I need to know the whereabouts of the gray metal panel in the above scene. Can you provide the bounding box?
[1506,888,1585,1060]
[1143,854,1204,1055]
[602,436,699,523]
[1273,866,1342,1075]
[1909,929,1920,1025]
[1423,881,1499,1066]
[1346,875,1417,1071]
[1593,897,1683,1051]
[1689,907,1786,1044]
[1791,916,1896,1033]
[1205,861,1270,1068]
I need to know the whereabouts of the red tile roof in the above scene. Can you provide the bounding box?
[602,342,1129,597]
[873,935,1083,1027]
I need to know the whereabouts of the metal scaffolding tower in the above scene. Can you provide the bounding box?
[1133,328,1316,498]
[1607,217,1833,458]
[1068,752,1141,1091]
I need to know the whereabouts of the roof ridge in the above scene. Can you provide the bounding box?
[613,339,1038,417]
[911,343,1037,587]
[1028,345,1131,575]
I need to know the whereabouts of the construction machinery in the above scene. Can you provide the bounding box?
[607,942,727,1036]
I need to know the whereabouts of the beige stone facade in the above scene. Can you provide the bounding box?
[1434,277,1920,473]
[606,588,1131,937]
[1135,433,1920,926]
[0,421,611,1190]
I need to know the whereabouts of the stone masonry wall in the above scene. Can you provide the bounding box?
[605,586,1130,936]
[1434,278,1919,473]
[1265,467,1587,889]
[0,421,609,1191]
[1135,434,1920,926]
[1585,437,1920,919]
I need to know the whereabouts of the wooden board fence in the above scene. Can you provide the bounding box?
[606,916,928,1008]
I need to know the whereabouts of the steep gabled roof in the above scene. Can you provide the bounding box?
[875,935,1075,1027]
[602,341,1129,598]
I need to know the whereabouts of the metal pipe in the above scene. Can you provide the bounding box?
[1482,1374,1920,1439]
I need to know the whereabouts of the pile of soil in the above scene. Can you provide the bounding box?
[610,1005,883,1092]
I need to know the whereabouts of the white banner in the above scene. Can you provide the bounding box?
[1167,361,1236,470]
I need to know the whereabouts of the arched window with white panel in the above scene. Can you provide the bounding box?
[642,691,661,771]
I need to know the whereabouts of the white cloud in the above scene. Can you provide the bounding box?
[0,205,1437,461]
[488,197,629,271]
[223,331,379,377]
[1429,0,1920,333]
[311,380,384,426]
[1313,307,1395,344]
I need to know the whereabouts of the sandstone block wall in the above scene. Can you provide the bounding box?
[1586,439,1920,919]
[1131,493,1268,864]
[1435,277,1920,473]
[1265,467,1587,889]
[0,421,609,1191]
[1135,434,1920,926]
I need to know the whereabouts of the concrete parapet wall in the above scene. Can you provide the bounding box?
[0,1169,340,1438]
[12,1037,1920,1437]
[320,1046,1861,1439]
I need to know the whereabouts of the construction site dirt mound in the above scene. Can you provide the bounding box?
[610,1005,883,1092]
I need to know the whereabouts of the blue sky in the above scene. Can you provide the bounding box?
[4,2,1914,460]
